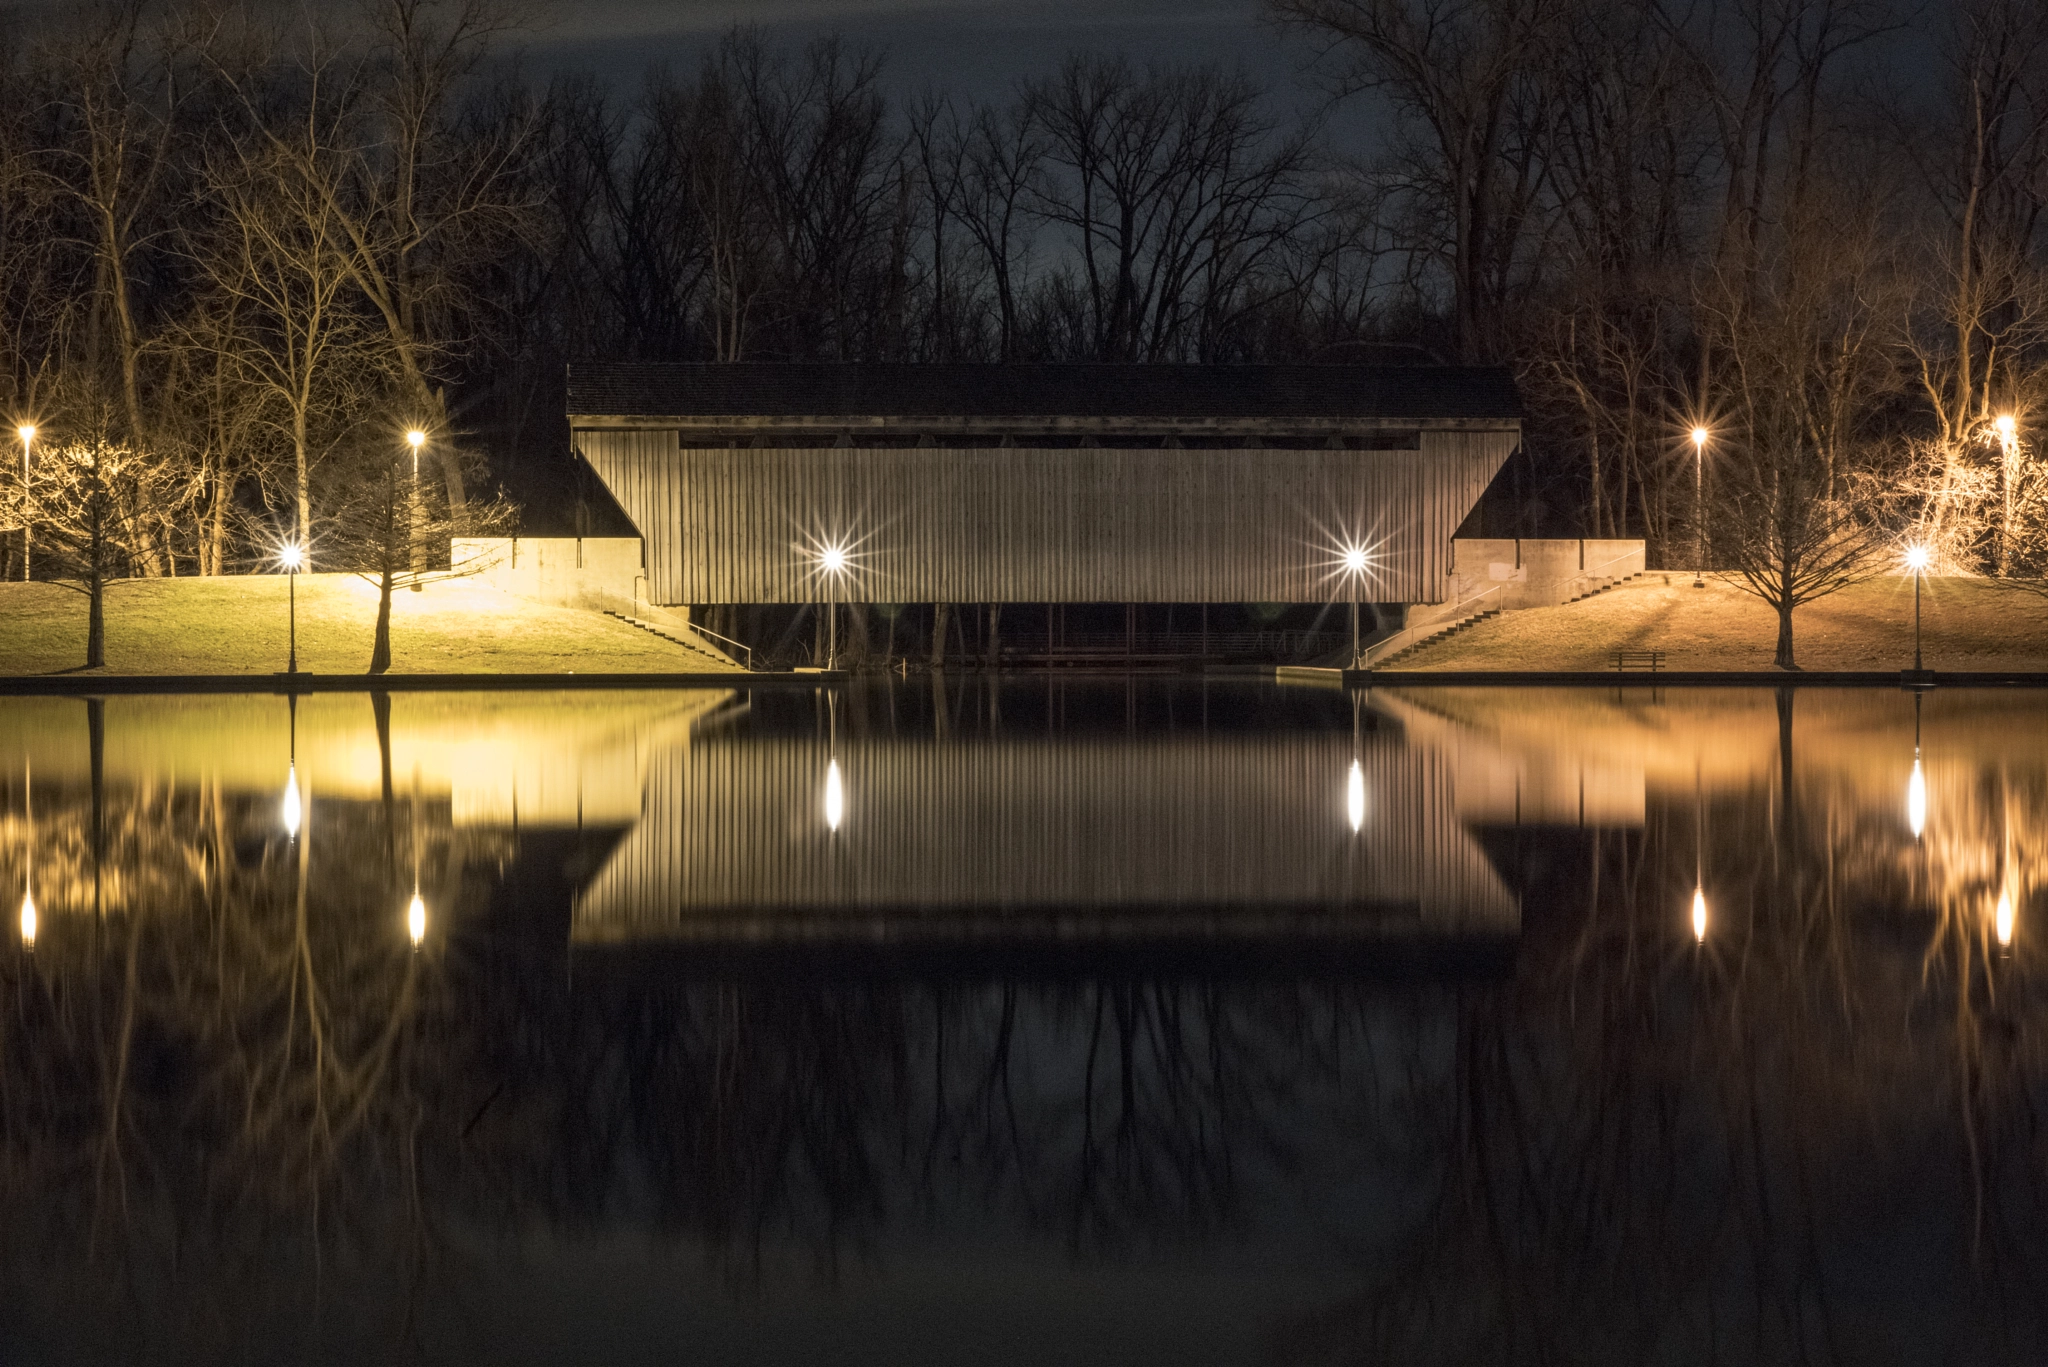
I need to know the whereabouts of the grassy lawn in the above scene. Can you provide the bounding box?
[0,575,741,675]
[1396,573,2048,671]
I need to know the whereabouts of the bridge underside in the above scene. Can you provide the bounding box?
[576,430,1518,607]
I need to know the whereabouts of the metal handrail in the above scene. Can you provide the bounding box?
[1358,582,1506,667]
[1555,548,1645,599]
[688,622,755,671]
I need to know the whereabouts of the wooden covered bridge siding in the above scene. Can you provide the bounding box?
[575,430,1516,605]
[572,734,1519,943]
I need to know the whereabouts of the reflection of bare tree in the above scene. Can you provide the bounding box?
[1283,707,2048,1366]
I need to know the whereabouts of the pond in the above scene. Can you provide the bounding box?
[0,680,2045,1365]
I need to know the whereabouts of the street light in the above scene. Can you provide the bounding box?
[818,543,848,669]
[279,541,305,674]
[406,429,427,590]
[1691,885,1707,942]
[407,889,427,947]
[16,424,33,582]
[1690,426,1709,588]
[1994,414,2021,575]
[1905,543,1930,672]
[1997,887,2015,949]
[1342,544,1369,667]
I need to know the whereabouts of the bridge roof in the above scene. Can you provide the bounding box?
[566,362,1521,427]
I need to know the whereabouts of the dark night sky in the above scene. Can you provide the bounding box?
[505,0,1337,118]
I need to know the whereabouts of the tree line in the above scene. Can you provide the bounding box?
[2,0,2047,667]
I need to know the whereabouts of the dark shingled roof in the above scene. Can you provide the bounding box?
[565,363,1521,422]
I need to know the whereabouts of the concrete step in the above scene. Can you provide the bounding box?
[1564,571,1643,604]
[1375,608,1500,666]
[603,611,743,669]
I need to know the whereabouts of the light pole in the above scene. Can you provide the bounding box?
[16,424,33,582]
[406,429,426,590]
[1996,414,2019,576]
[1905,543,1930,672]
[280,542,305,674]
[1343,545,1368,668]
[1691,426,1708,588]
[819,543,847,669]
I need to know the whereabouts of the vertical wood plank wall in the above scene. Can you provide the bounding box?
[573,734,1519,942]
[577,429,1517,605]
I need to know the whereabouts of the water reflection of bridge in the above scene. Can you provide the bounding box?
[573,733,1519,951]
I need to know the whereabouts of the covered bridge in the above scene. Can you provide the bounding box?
[565,362,1520,612]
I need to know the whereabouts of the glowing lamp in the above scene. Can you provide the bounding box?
[282,764,302,838]
[1996,414,2017,441]
[1997,889,2014,948]
[1342,546,1367,575]
[820,545,847,575]
[1346,759,1366,833]
[1904,544,1930,572]
[1691,885,1707,942]
[16,425,33,444]
[1691,426,1708,449]
[406,429,426,449]
[19,890,34,949]
[408,891,427,947]
[280,543,305,572]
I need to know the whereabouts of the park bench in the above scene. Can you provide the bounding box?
[1612,649,1666,673]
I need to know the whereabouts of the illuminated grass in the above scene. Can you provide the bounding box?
[0,575,739,676]
[1395,575,2048,672]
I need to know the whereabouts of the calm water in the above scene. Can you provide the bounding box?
[1,680,2046,1365]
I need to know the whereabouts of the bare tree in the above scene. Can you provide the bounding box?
[1270,0,1566,363]
[0,392,196,667]
[321,430,514,674]
[1698,197,1896,667]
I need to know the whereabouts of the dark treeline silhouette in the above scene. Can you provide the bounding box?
[4,0,2048,667]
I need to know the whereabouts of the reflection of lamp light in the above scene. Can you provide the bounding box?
[1906,758,1926,839]
[1997,889,2015,948]
[408,890,426,947]
[1691,885,1707,942]
[18,889,34,950]
[282,764,302,838]
[824,758,844,832]
[1346,759,1365,833]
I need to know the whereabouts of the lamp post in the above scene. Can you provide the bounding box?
[280,542,305,674]
[406,429,426,590]
[1343,545,1368,668]
[1995,413,2020,576]
[819,543,847,669]
[1690,426,1708,588]
[1905,543,1930,672]
[16,424,33,582]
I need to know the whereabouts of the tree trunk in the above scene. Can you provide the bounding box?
[87,571,105,669]
[1774,601,1796,670]
[370,567,394,674]
[930,602,950,670]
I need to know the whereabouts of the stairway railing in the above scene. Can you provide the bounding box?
[1358,583,1506,667]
